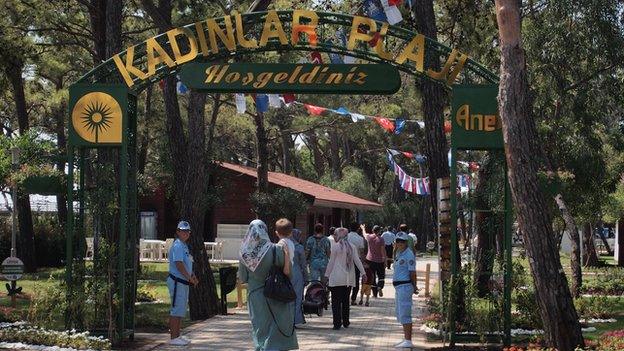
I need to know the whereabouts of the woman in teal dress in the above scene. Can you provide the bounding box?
[239,219,298,351]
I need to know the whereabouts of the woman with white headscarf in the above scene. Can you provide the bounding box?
[238,220,298,351]
[324,227,366,330]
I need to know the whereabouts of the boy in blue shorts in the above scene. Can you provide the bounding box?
[392,232,418,349]
[167,220,198,346]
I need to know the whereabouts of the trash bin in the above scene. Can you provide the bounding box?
[219,266,238,315]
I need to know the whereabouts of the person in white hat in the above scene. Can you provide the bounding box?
[167,220,198,346]
[392,231,418,349]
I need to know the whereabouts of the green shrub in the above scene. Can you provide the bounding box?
[136,284,157,303]
[582,268,624,295]
[514,288,543,329]
[0,306,19,323]
[26,278,66,329]
[574,296,621,319]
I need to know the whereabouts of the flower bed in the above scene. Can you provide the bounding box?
[0,322,110,350]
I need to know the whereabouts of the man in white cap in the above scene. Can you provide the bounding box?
[167,220,198,346]
[392,231,417,349]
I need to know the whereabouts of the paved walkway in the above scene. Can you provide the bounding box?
[142,258,440,351]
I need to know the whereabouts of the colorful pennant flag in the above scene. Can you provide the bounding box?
[350,113,366,123]
[365,0,387,22]
[310,51,323,64]
[255,94,269,113]
[304,104,327,116]
[268,94,282,108]
[333,107,350,115]
[329,52,343,64]
[336,29,357,64]
[282,93,296,104]
[235,94,246,114]
[176,80,188,94]
[375,117,395,133]
[381,0,403,25]
[388,0,402,5]
[394,118,406,134]
[386,150,429,195]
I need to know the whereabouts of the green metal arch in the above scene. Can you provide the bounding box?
[76,10,499,92]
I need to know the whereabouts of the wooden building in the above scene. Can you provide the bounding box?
[139,162,381,259]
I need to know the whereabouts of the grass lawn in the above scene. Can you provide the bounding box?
[0,262,246,332]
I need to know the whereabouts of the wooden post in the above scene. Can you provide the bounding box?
[425,263,431,297]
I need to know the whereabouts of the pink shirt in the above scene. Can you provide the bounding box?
[365,234,386,263]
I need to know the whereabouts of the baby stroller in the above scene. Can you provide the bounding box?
[303,280,329,317]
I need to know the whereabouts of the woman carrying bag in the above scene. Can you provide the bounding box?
[238,220,298,351]
[324,227,366,330]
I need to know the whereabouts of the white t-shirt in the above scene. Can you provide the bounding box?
[408,233,417,244]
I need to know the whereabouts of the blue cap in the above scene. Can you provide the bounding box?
[177,221,191,231]
[395,231,409,242]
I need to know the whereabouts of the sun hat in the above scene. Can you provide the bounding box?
[177,221,191,231]
[395,232,409,242]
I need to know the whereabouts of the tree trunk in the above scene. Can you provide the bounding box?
[582,222,599,267]
[328,129,342,180]
[181,91,220,319]
[254,112,269,194]
[617,219,624,267]
[473,156,496,297]
[495,1,584,349]
[88,0,107,64]
[305,131,325,178]
[280,129,293,174]
[554,194,582,297]
[6,60,37,273]
[413,0,464,324]
[141,0,221,319]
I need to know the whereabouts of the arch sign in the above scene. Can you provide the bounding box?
[66,8,507,346]
[111,10,465,89]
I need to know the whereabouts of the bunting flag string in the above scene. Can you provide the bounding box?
[230,94,428,133]
[387,150,472,195]
[235,93,246,114]
[387,150,429,195]
[294,101,425,130]
[387,149,426,164]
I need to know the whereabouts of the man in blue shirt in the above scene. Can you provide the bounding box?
[392,232,417,349]
[167,220,198,346]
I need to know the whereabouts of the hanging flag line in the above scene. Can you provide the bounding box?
[231,91,425,134]
[387,150,430,195]
[386,150,472,195]
[293,101,425,133]
[387,148,426,164]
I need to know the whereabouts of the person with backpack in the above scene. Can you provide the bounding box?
[238,219,298,351]
[305,223,332,284]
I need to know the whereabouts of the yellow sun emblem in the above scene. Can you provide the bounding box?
[71,92,122,143]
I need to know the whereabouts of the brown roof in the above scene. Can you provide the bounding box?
[220,162,382,211]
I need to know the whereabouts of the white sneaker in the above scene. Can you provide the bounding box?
[179,335,191,343]
[394,339,407,346]
[168,337,190,346]
[395,339,414,349]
